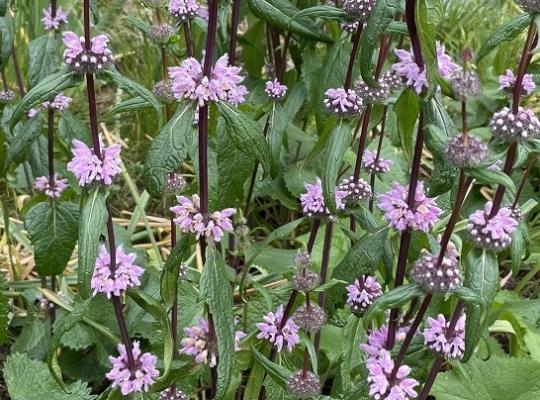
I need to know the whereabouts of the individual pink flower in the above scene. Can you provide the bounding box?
[62,31,113,73]
[256,305,300,352]
[346,275,383,315]
[180,318,245,366]
[170,194,236,242]
[106,341,159,395]
[265,79,288,100]
[34,174,68,198]
[363,150,393,174]
[323,87,363,115]
[467,202,518,251]
[42,93,72,111]
[300,177,347,218]
[423,314,465,359]
[378,181,442,232]
[27,108,39,118]
[41,6,68,31]
[436,43,461,77]
[499,69,536,95]
[67,139,122,186]
[169,0,200,20]
[91,245,144,299]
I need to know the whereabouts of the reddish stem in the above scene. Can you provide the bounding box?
[344,27,362,90]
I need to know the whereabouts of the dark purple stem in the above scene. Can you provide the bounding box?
[155,9,172,120]
[368,107,388,212]
[344,27,362,90]
[314,222,333,354]
[405,0,424,69]
[51,0,57,18]
[513,154,537,208]
[183,20,194,58]
[228,0,241,65]
[47,109,55,183]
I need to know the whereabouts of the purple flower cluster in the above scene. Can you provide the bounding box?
[256,305,300,353]
[42,6,69,31]
[411,247,463,293]
[180,318,245,366]
[392,43,460,93]
[34,174,68,198]
[169,0,200,20]
[378,182,442,232]
[168,55,247,119]
[324,87,363,116]
[345,275,383,315]
[265,79,288,100]
[499,69,536,95]
[62,32,113,73]
[42,93,72,111]
[91,245,144,299]
[489,106,540,142]
[106,341,159,395]
[423,314,466,359]
[170,194,236,242]
[361,326,418,400]
[67,139,122,186]
[300,178,347,218]
[363,150,393,174]
[467,202,518,251]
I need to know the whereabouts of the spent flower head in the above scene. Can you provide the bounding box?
[489,106,540,142]
[451,70,482,100]
[378,181,442,232]
[256,304,301,352]
[91,245,144,298]
[411,247,463,293]
[62,32,113,73]
[153,80,176,103]
[287,370,321,399]
[292,303,327,333]
[159,387,190,400]
[42,6,69,31]
[343,0,376,24]
[149,23,175,43]
[467,202,518,251]
[106,341,159,395]
[0,89,15,103]
[517,0,540,13]
[445,134,489,168]
[163,173,187,197]
[34,174,68,198]
[337,176,372,204]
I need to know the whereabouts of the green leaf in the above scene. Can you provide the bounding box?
[363,284,424,329]
[4,353,97,400]
[432,356,540,400]
[463,248,499,361]
[291,5,347,20]
[510,224,528,276]
[143,102,195,197]
[200,248,236,398]
[10,69,83,132]
[395,90,420,161]
[48,298,92,390]
[415,0,443,95]
[58,110,92,146]
[103,96,153,120]
[78,187,109,299]
[477,13,533,61]
[0,13,13,70]
[247,0,333,43]
[25,201,79,276]
[0,273,8,344]
[268,103,289,177]
[160,235,193,310]
[127,288,174,382]
[218,102,272,177]
[4,117,42,168]
[28,35,60,88]
[359,0,400,86]
[464,167,516,195]
[100,68,163,128]
[0,1,8,16]
[323,120,351,213]
[251,345,291,388]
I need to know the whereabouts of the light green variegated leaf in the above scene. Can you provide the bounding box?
[78,187,109,299]
[25,201,79,276]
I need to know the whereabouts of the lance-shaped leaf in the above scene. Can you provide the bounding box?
[200,248,236,398]
[4,117,42,169]
[143,102,195,197]
[363,284,425,329]
[251,345,291,388]
[28,35,60,88]
[0,13,13,70]
[100,68,163,128]
[10,69,83,132]
[160,235,193,310]
[464,167,516,195]
[323,120,351,213]
[0,273,8,345]
[25,201,79,276]
[218,102,272,177]
[247,0,333,43]
[268,102,288,177]
[127,288,174,382]
[463,248,499,361]
[359,0,401,86]
[477,13,533,61]
[103,96,153,120]
[78,187,109,299]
